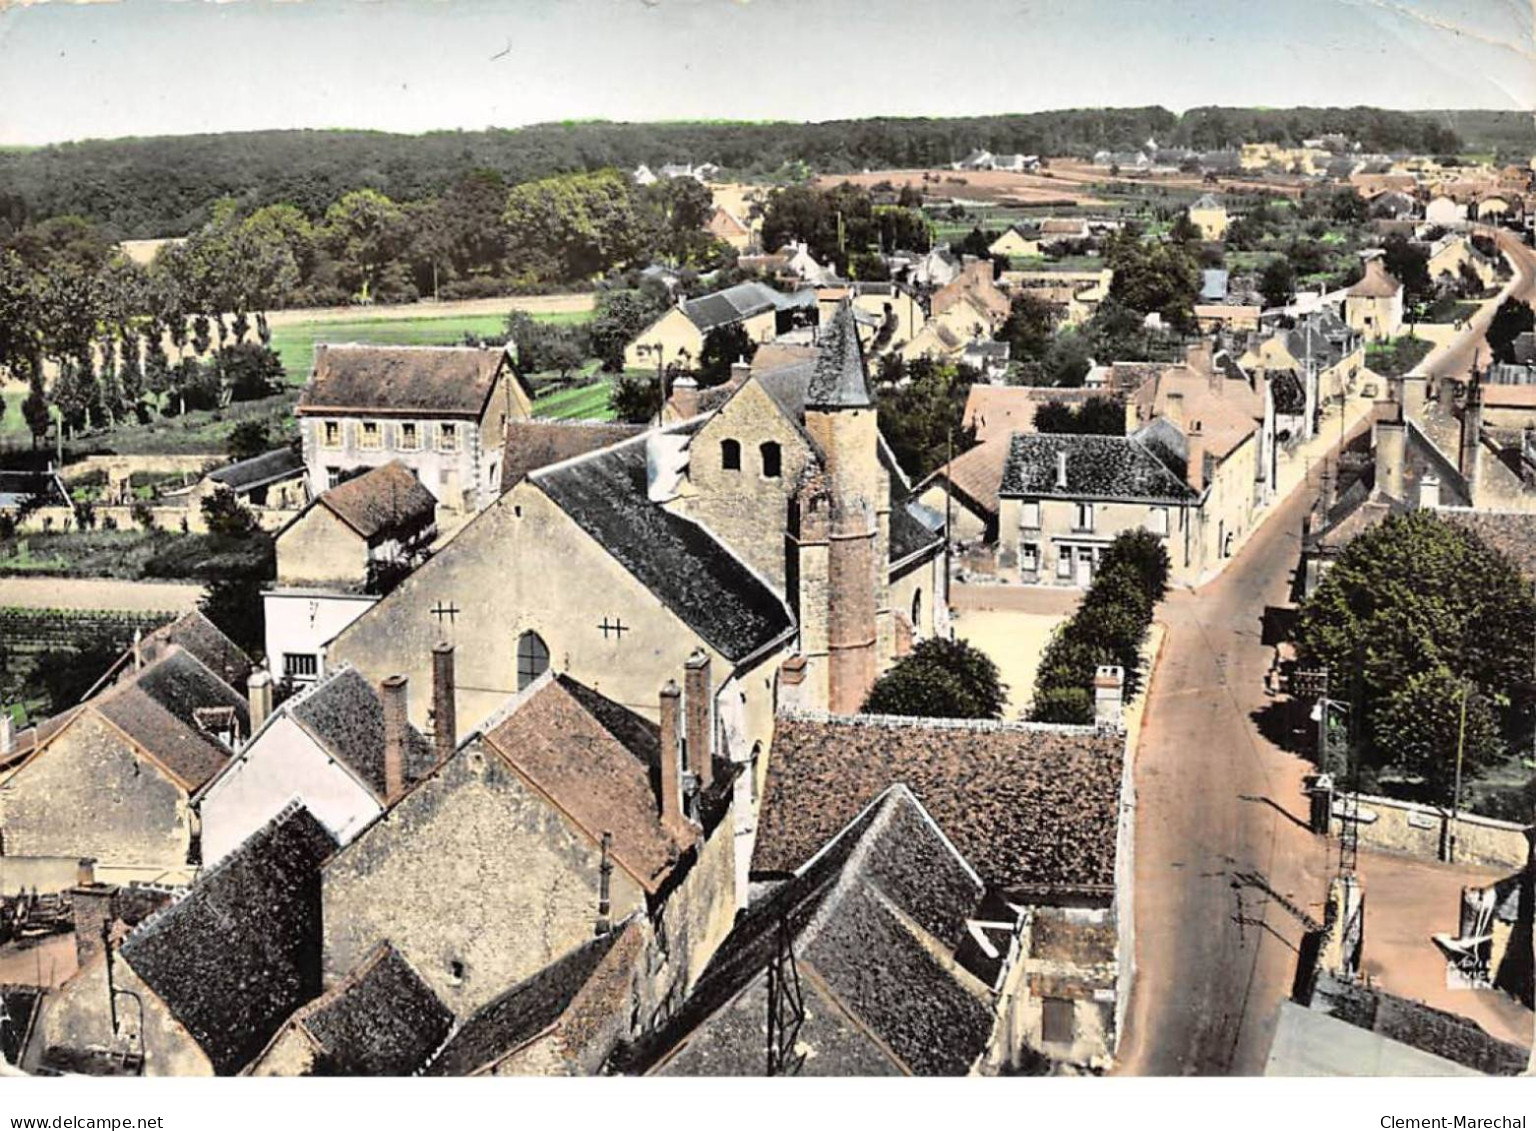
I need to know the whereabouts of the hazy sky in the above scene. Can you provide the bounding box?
[0,0,1532,146]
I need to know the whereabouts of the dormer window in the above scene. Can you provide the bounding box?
[721,439,741,472]
[760,441,782,479]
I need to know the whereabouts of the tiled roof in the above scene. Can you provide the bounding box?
[139,610,254,693]
[1347,259,1403,299]
[530,427,793,663]
[94,647,248,790]
[1439,508,1536,580]
[998,432,1200,504]
[753,713,1126,896]
[623,786,997,1076]
[806,304,872,409]
[424,921,638,1076]
[318,461,438,541]
[280,942,453,1076]
[298,345,512,418]
[1133,366,1262,462]
[207,447,305,492]
[120,804,337,1075]
[501,420,647,492]
[962,385,1107,443]
[287,667,436,802]
[918,438,1010,519]
[481,674,685,894]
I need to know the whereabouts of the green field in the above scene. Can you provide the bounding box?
[267,310,590,386]
[532,376,617,421]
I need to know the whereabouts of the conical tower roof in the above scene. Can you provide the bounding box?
[807,302,872,410]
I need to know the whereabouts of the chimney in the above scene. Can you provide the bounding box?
[1375,419,1406,502]
[684,650,713,793]
[432,643,457,761]
[247,670,273,735]
[658,680,690,837]
[76,857,95,889]
[1186,429,1207,492]
[1164,390,1185,426]
[0,712,12,758]
[1400,373,1427,421]
[1419,474,1441,510]
[1055,449,1069,489]
[380,674,409,804]
[729,358,753,385]
[669,374,701,421]
[1460,371,1483,495]
[132,627,143,672]
[1093,666,1125,729]
[1185,341,1214,375]
[70,880,116,969]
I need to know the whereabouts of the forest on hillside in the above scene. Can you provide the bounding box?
[0,107,1522,240]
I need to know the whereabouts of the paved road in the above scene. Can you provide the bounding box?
[1117,418,1375,1076]
[1423,228,1536,383]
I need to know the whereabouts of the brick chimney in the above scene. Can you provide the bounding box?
[658,681,690,837]
[1093,666,1125,729]
[684,650,713,792]
[247,670,273,735]
[670,375,701,421]
[432,642,457,761]
[380,674,409,804]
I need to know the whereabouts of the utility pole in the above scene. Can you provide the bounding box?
[1449,680,1469,865]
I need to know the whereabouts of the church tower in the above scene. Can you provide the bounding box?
[791,304,890,715]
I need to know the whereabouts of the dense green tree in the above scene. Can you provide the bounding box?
[1371,667,1503,803]
[1259,258,1296,310]
[589,289,666,372]
[862,637,1006,720]
[873,357,974,478]
[1103,228,1200,332]
[226,420,273,462]
[1032,396,1125,436]
[503,169,644,285]
[320,189,413,302]
[610,370,661,424]
[697,324,758,388]
[1381,234,1432,307]
[1487,298,1534,364]
[1294,511,1536,797]
[997,292,1055,364]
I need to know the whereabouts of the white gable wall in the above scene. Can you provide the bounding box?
[199,714,381,865]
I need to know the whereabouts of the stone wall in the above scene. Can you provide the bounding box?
[1331,791,1532,871]
[0,712,192,873]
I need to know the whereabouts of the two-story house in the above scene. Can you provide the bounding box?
[296,344,533,517]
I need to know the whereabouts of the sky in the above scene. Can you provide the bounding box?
[0,0,1532,147]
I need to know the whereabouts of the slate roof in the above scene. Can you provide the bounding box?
[998,432,1200,504]
[1270,369,1308,416]
[93,647,248,790]
[120,804,337,1075]
[480,674,685,894]
[754,713,1126,896]
[271,942,453,1076]
[1310,974,1530,1076]
[139,610,254,693]
[298,345,514,418]
[287,667,437,801]
[806,304,872,409]
[424,921,637,1076]
[316,461,438,542]
[0,470,68,511]
[1439,508,1536,580]
[529,426,793,663]
[622,786,997,1076]
[501,420,645,492]
[680,282,791,333]
[207,447,305,492]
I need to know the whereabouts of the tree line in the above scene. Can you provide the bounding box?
[0,107,1495,241]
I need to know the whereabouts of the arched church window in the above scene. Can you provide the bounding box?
[516,631,550,691]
